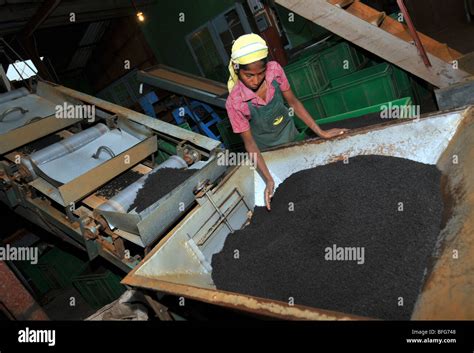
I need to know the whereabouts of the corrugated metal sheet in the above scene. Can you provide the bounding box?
[66,21,109,70]
[79,21,109,46]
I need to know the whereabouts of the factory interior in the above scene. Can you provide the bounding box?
[0,0,473,331]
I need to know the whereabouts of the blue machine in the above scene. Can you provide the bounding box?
[138,91,223,143]
[138,91,159,118]
[172,99,222,142]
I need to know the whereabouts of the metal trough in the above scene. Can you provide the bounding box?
[0,83,84,155]
[123,107,472,319]
[24,119,157,207]
[94,156,228,247]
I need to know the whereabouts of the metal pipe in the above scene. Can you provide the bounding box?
[397,0,432,67]
[26,116,42,125]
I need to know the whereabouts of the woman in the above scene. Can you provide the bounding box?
[225,34,348,210]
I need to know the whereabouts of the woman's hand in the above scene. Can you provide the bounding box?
[239,130,276,211]
[319,128,349,139]
[265,178,275,211]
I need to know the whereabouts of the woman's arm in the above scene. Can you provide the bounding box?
[240,130,275,211]
[282,88,348,138]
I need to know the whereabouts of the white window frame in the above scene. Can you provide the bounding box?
[186,3,253,78]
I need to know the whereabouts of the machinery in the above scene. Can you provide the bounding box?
[0,0,472,323]
[122,106,474,320]
[0,80,226,272]
[1,78,473,320]
[137,64,228,109]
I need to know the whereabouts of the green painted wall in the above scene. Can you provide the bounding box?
[140,0,236,76]
[275,4,329,49]
[139,1,330,78]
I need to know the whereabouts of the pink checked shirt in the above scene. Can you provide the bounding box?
[225,61,290,133]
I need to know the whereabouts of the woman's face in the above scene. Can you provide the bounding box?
[238,60,267,92]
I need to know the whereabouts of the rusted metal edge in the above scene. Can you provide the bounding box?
[412,106,474,319]
[122,274,373,321]
[263,106,470,153]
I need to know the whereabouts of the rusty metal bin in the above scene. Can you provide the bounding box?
[123,107,474,320]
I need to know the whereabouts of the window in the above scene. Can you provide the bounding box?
[188,25,227,82]
[6,58,42,81]
[218,9,246,58]
[186,4,252,82]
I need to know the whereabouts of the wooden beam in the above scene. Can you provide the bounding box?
[21,0,62,38]
[346,1,462,62]
[459,52,474,75]
[0,65,12,91]
[380,15,463,63]
[367,12,386,27]
[276,0,472,88]
[328,0,355,7]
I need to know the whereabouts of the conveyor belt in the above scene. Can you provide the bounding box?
[137,64,228,108]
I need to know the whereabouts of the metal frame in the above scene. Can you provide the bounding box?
[53,84,222,152]
[137,68,227,109]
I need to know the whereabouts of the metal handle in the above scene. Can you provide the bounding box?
[91,146,115,159]
[26,116,42,125]
[0,106,29,122]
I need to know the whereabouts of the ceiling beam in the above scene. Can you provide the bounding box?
[22,0,61,37]
[18,0,62,82]
[0,0,157,34]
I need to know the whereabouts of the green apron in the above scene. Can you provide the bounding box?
[248,80,301,150]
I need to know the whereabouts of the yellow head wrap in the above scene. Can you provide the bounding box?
[227,33,269,93]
